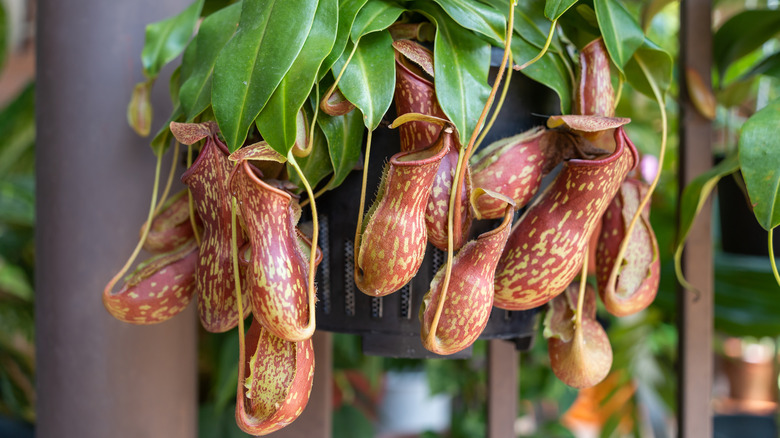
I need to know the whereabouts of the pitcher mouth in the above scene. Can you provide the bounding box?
[391,127,453,165]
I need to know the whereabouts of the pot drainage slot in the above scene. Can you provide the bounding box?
[343,240,356,317]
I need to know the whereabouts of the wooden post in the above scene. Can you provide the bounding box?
[678,0,714,436]
[36,0,198,436]
[487,339,518,438]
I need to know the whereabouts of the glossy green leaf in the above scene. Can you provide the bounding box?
[742,51,780,81]
[557,4,600,48]
[288,120,334,191]
[350,0,405,41]
[674,155,740,288]
[594,0,644,72]
[212,0,317,152]
[512,34,572,113]
[413,1,491,145]
[510,0,563,54]
[257,0,338,155]
[545,0,578,20]
[332,30,395,130]
[640,0,675,31]
[713,10,780,80]
[141,0,205,79]
[179,2,241,121]
[316,105,364,190]
[624,39,672,99]
[319,0,369,79]
[739,98,780,231]
[433,0,506,46]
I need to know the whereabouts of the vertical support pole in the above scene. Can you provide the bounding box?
[487,339,517,438]
[36,1,198,437]
[678,1,714,436]
[272,331,333,438]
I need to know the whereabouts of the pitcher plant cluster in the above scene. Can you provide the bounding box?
[104,0,675,434]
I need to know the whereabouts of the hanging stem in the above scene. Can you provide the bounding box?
[322,41,360,107]
[187,144,202,246]
[426,1,516,347]
[769,228,780,287]
[353,129,374,278]
[605,57,668,292]
[475,52,515,150]
[231,197,247,361]
[308,82,321,152]
[515,18,557,71]
[154,141,180,215]
[103,152,164,294]
[575,251,589,330]
[288,152,319,334]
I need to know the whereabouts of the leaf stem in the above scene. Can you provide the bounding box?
[231,197,246,363]
[475,53,514,150]
[426,1,516,348]
[103,151,163,295]
[605,57,667,293]
[154,141,180,215]
[770,228,780,287]
[353,129,373,281]
[323,41,360,108]
[515,18,557,71]
[288,152,319,334]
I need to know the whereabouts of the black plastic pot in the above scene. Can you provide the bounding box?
[315,65,559,359]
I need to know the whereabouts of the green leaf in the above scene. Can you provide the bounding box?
[288,119,334,191]
[674,155,740,288]
[332,30,395,130]
[742,51,780,81]
[141,0,205,79]
[739,98,780,231]
[316,105,364,190]
[179,2,241,121]
[713,10,780,81]
[433,0,506,46]
[624,39,672,99]
[319,0,369,80]
[350,0,405,41]
[256,0,338,155]
[212,0,318,152]
[510,0,563,54]
[545,0,578,20]
[594,0,644,72]
[512,34,572,113]
[557,4,600,48]
[413,0,491,145]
